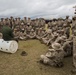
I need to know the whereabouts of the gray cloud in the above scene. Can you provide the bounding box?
[0,0,75,19]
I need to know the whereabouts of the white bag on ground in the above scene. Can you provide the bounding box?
[0,39,18,53]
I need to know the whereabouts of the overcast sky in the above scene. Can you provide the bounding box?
[0,0,76,19]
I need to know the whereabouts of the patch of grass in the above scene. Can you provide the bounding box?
[0,40,73,75]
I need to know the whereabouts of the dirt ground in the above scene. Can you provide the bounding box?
[0,40,74,75]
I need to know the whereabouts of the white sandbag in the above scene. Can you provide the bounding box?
[0,39,18,53]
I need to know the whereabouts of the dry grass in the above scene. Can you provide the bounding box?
[0,40,74,75]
